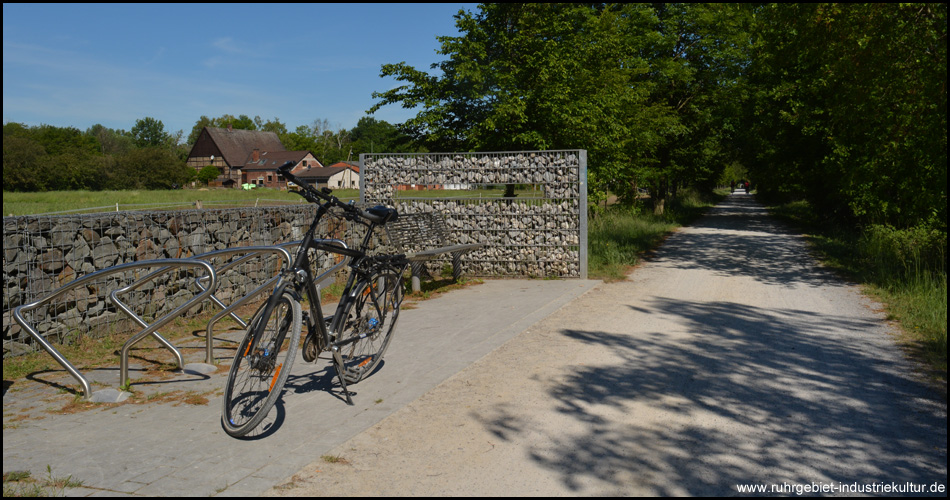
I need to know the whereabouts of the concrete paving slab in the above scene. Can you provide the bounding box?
[3,277,597,496]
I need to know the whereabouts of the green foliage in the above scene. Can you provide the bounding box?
[3,133,50,191]
[3,122,102,191]
[3,113,415,192]
[130,116,170,148]
[860,224,947,284]
[349,116,417,154]
[115,147,193,190]
[87,123,134,156]
[197,164,221,185]
[3,121,189,192]
[370,4,752,207]
[770,198,947,377]
[743,3,947,230]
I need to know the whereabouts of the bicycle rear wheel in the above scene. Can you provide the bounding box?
[332,271,404,384]
[222,292,301,437]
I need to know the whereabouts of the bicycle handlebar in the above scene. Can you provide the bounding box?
[277,161,390,225]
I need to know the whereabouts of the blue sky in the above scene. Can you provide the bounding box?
[3,3,477,139]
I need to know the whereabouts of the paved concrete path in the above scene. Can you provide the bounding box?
[265,193,946,496]
[2,276,598,496]
[3,193,945,496]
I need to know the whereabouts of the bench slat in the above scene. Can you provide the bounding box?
[386,212,483,292]
[406,243,483,261]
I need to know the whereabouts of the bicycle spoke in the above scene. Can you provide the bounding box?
[221,293,300,437]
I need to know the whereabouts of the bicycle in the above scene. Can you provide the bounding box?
[221,161,408,437]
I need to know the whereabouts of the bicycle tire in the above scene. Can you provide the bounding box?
[222,292,301,437]
[332,271,404,384]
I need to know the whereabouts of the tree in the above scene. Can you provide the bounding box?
[3,122,103,191]
[3,133,50,191]
[369,4,752,207]
[186,114,258,145]
[370,4,654,201]
[108,147,191,190]
[197,165,221,186]
[635,3,753,212]
[87,124,134,156]
[255,116,288,136]
[350,116,419,155]
[131,117,170,148]
[743,3,947,229]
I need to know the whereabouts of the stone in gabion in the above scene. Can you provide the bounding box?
[363,151,586,280]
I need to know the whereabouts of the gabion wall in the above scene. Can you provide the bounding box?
[3,149,587,352]
[361,150,587,280]
[2,206,372,352]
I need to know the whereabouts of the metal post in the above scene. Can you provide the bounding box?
[579,149,588,280]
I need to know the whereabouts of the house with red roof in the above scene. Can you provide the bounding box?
[294,162,360,191]
[186,126,324,188]
[242,150,323,189]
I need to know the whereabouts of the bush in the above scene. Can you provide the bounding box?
[860,224,947,283]
[197,165,220,185]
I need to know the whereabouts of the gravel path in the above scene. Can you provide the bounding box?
[267,194,946,497]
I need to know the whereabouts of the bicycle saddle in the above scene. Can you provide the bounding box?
[366,206,398,224]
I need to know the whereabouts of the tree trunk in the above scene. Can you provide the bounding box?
[653,197,665,216]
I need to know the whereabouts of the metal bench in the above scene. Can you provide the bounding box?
[386,212,483,292]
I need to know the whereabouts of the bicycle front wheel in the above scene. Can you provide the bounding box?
[332,271,404,384]
[222,292,301,437]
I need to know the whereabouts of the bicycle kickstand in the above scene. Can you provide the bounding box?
[330,346,355,405]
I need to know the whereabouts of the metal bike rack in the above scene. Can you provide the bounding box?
[11,239,355,402]
[191,244,296,364]
[12,259,216,402]
[196,239,350,364]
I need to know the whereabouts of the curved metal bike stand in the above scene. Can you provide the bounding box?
[113,260,217,397]
[196,239,350,365]
[13,259,216,402]
[190,244,296,365]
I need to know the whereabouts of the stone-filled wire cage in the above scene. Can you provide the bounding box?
[361,150,587,280]
[2,206,375,354]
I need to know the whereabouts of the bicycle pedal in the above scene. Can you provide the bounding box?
[342,370,362,385]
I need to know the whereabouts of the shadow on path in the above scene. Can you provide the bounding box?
[482,298,946,495]
[475,194,946,495]
[650,194,842,288]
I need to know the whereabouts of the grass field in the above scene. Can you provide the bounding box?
[2,188,359,216]
[2,186,547,216]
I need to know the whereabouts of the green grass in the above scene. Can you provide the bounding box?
[2,466,83,497]
[769,201,947,386]
[588,188,723,281]
[2,188,360,216]
[589,207,678,280]
[3,186,546,216]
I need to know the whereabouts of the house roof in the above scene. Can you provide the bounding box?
[327,161,361,173]
[295,166,357,181]
[203,127,285,168]
[242,151,315,171]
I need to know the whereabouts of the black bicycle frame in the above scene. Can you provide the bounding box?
[244,193,383,396]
